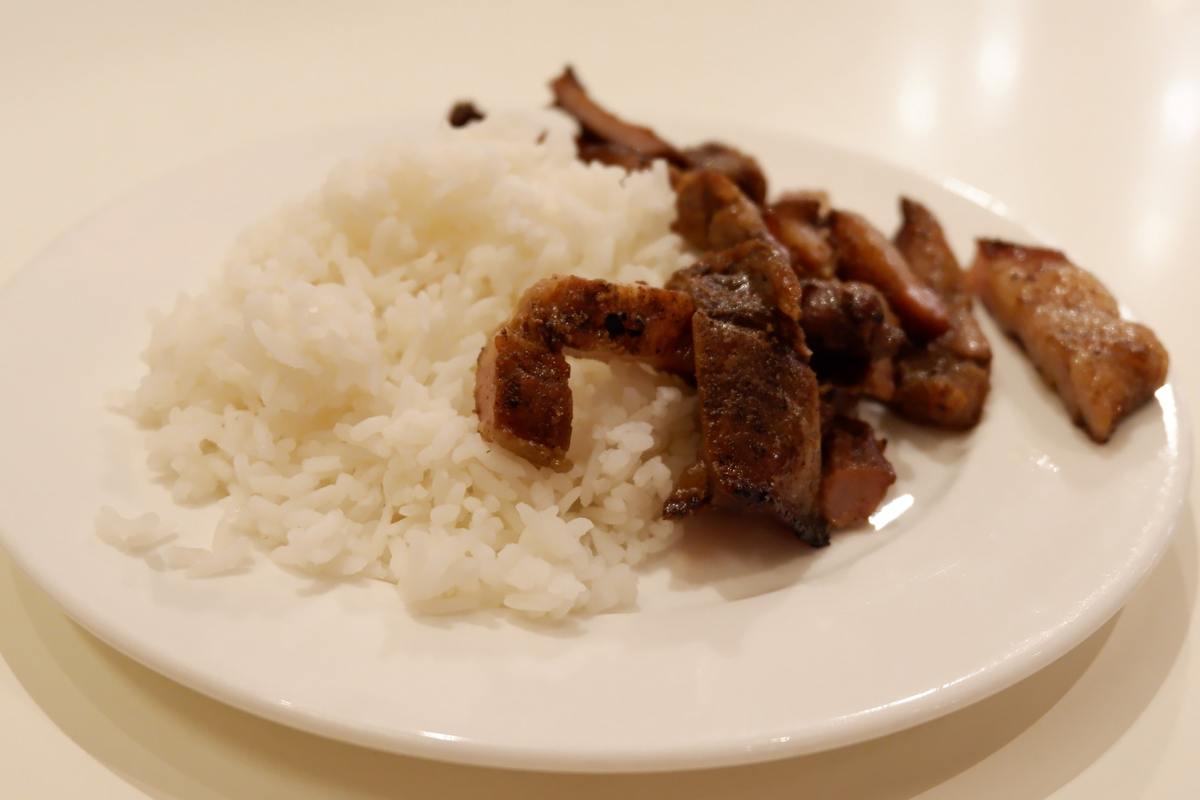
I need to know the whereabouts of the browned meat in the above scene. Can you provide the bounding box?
[476,277,695,470]
[662,240,825,543]
[829,210,951,341]
[680,142,768,206]
[859,357,897,402]
[662,461,711,519]
[667,239,803,325]
[886,198,992,429]
[550,67,683,164]
[894,197,964,298]
[672,169,769,252]
[688,312,826,544]
[475,328,572,469]
[774,191,830,222]
[448,101,485,128]
[670,270,777,331]
[766,215,834,278]
[934,308,994,367]
[970,239,1169,442]
[800,279,905,387]
[763,191,835,278]
[890,348,990,430]
[894,197,991,365]
[513,276,695,374]
[819,415,896,529]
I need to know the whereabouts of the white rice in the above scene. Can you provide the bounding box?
[112,110,698,617]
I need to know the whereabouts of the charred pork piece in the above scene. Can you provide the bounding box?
[819,388,859,429]
[766,213,835,278]
[672,169,769,252]
[858,357,897,402]
[512,275,695,374]
[667,239,804,328]
[970,240,1168,442]
[476,277,695,470]
[680,142,768,206]
[829,210,950,341]
[448,100,485,128]
[799,279,904,388]
[662,241,825,543]
[893,198,965,298]
[687,312,827,545]
[475,328,572,470]
[819,415,896,529]
[893,198,991,365]
[773,191,830,222]
[888,198,992,429]
[550,66,683,164]
[764,191,836,278]
[662,461,711,519]
[890,349,990,430]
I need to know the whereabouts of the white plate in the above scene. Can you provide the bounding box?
[0,119,1189,772]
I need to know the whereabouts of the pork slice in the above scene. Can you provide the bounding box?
[680,142,768,206]
[829,209,951,341]
[672,169,769,252]
[689,312,827,545]
[514,275,695,375]
[550,66,683,163]
[764,191,835,278]
[476,276,695,470]
[894,197,991,364]
[819,415,896,529]
[662,461,711,519]
[800,279,905,388]
[886,198,993,429]
[890,348,990,430]
[667,239,807,356]
[970,239,1168,442]
[475,327,573,471]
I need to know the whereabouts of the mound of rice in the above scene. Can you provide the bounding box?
[118,110,698,617]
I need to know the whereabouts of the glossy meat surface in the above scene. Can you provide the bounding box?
[475,328,573,470]
[476,277,695,470]
[889,198,992,429]
[680,142,768,206]
[894,197,991,364]
[661,461,711,519]
[829,210,951,341]
[970,239,1168,442]
[800,279,905,387]
[890,348,991,430]
[514,275,695,374]
[672,169,768,252]
[690,313,826,545]
[668,239,807,358]
[764,191,835,278]
[550,67,682,163]
[819,415,896,529]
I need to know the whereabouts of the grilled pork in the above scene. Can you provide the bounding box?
[475,277,694,470]
[970,239,1168,442]
[890,198,991,430]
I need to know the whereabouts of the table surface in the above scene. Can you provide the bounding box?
[2,2,1197,797]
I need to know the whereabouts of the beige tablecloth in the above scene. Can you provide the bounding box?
[1,2,1197,796]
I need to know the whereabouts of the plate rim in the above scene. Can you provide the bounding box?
[0,117,1191,772]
